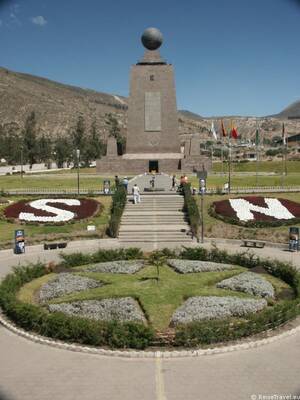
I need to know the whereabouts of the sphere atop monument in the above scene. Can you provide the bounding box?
[141,27,163,50]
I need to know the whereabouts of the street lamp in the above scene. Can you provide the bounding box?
[76,149,80,195]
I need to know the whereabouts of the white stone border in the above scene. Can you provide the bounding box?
[1,310,300,359]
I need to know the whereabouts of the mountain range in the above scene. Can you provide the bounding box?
[0,66,299,142]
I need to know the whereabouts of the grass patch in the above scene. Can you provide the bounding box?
[28,264,250,331]
[17,274,54,303]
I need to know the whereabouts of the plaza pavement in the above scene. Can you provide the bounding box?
[0,238,300,400]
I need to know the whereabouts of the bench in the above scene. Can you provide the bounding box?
[242,240,265,249]
[44,242,67,251]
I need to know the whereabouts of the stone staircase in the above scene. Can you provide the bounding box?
[119,193,193,243]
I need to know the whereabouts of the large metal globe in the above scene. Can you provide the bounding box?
[141,27,163,50]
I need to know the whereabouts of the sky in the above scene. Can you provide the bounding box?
[1,0,300,117]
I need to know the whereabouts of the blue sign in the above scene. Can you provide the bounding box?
[14,230,25,254]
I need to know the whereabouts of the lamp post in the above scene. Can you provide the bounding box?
[76,149,80,195]
[20,146,24,180]
[199,178,206,244]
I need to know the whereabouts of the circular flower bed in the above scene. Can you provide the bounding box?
[3,198,99,224]
[211,196,300,227]
[0,248,299,349]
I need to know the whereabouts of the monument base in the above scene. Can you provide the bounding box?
[96,154,211,174]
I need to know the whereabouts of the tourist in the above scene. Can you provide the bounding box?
[183,175,188,184]
[150,175,155,189]
[115,175,120,188]
[123,177,129,192]
[172,175,176,191]
[132,184,141,204]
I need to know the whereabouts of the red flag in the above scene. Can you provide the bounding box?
[221,120,227,137]
[231,121,238,139]
[231,127,238,139]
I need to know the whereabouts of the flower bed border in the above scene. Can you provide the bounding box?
[1,197,103,226]
[209,198,300,228]
[0,247,299,349]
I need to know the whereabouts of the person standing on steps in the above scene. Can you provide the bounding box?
[132,184,141,204]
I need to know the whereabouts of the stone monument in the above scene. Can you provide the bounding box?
[96,27,211,174]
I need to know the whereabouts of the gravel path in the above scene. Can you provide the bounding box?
[171,296,267,325]
[167,259,236,273]
[84,260,145,274]
[216,271,275,298]
[48,297,146,323]
[39,273,103,302]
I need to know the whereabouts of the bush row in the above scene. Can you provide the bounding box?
[175,246,300,346]
[108,185,127,237]
[60,247,143,268]
[0,263,153,349]
[182,183,200,238]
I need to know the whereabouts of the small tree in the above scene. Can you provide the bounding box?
[148,251,168,283]
[54,137,71,168]
[23,111,38,167]
[81,120,104,167]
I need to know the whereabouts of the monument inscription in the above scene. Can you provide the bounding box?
[145,92,161,131]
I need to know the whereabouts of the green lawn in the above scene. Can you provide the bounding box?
[1,160,300,190]
[212,160,300,174]
[197,192,300,243]
[0,196,112,247]
[18,263,291,331]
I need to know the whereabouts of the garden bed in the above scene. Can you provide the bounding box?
[211,196,300,227]
[0,247,299,349]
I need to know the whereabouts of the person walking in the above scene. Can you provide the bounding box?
[114,175,120,188]
[132,184,141,204]
[172,174,176,191]
[122,177,129,192]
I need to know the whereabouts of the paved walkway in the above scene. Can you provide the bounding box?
[1,239,300,400]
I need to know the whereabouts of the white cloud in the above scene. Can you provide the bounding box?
[31,15,47,26]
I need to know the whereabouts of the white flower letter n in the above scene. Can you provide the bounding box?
[19,199,81,223]
[229,198,295,222]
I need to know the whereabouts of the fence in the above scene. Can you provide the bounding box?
[2,185,300,196]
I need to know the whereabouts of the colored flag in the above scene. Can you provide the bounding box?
[255,128,260,147]
[231,121,238,139]
[221,120,227,137]
[282,123,286,146]
[211,121,218,141]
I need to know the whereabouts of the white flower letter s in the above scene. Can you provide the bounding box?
[19,199,81,222]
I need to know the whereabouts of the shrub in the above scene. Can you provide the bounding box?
[108,185,127,237]
[182,183,200,238]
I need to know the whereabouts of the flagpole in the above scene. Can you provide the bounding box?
[228,130,232,194]
[255,125,259,187]
[221,138,224,175]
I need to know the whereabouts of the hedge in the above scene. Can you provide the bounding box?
[175,246,300,346]
[108,185,127,237]
[0,262,153,349]
[60,247,143,268]
[182,183,200,238]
